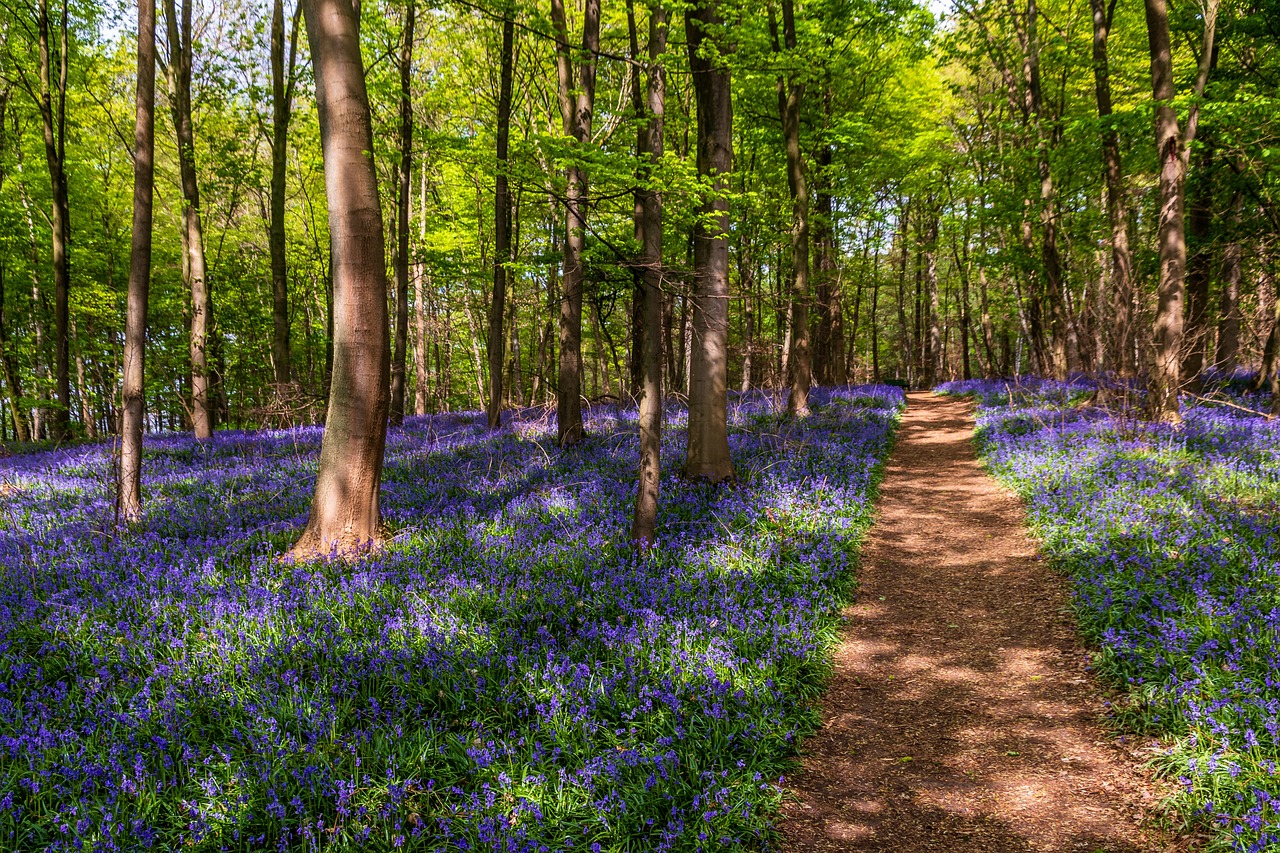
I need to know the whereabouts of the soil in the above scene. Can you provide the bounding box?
[778,392,1197,853]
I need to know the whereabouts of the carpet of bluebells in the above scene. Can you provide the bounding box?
[938,374,1280,852]
[0,385,902,852]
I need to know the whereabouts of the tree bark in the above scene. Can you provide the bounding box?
[550,0,600,446]
[1181,145,1214,392]
[270,0,303,394]
[486,11,514,429]
[119,0,156,522]
[925,213,942,386]
[390,0,415,427]
[1089,0,1135,377]
[1215,189,1243,370]
[631,0,667,548]
[291,0,391,558]
[1143,0,1186,422]
[165,0,213,439]
[35,0,71,440]
[683,0,734,481]
[771,0,811,415]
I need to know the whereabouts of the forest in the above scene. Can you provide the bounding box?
[1,0,1279,847]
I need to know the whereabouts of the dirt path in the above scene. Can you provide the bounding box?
[779,393,1186,853]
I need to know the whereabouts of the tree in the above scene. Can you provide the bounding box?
[772,0,811,416]
[1142,0,1218,421]
[631,0,668,548]
[290,0,391,557]
[269,0,303,398]
[550,0,600,446]
[164,0,214,438]
[486,7,514,430]
[119,0,156,522]
[683,0,734,482]
[390,0,415,427]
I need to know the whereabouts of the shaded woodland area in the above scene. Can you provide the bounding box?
[1,0,1276,448]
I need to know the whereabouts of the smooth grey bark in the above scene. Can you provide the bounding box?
[291,0,391,557]
[119,0,156,522]
[683,0,734,482]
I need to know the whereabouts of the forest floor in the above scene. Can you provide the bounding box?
[777,392,1196,853]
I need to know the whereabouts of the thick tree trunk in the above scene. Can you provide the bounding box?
[165,0,213,439]
[550,0,599,446]
[1143,0,1186,422]
[291,0,391,558]
[631,0,667,548]
[486,12,513,429]
[270,0,302,394]
[1090,0,1135,377]
[119,0,156,522]
[390,0,415,427]
[1215,190,1243,370]
[684,0,734,481]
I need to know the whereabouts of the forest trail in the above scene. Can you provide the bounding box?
[778,392,1185,853]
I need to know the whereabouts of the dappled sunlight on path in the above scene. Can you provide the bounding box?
[780,393,1184,853]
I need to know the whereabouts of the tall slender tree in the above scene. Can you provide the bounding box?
[772,0,811,416]
[390,0,415,427]
[550,0,600,446]
[486,8,515,430]
[290,0,391,557]
[165,0,214,438]
[269,0,303,398]
[631,0,668,548]
[119,0,157,522]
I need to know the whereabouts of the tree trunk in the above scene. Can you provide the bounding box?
[1090,0,1135,376]
[626,0,645,400]
[1215,189,1243,370]
[119,0,156,522]
[414,163,430,413]
[0,262,31,443]
[291,0,391,558]
[631,0,667,547]
[684,0,734,481]
[772,0,811,415]
[165,0,213,439]
[550,0,600,445]
[1143,0,1186,422]
[1181,145,1213,392]
[390,0,415,427]
[270,0,302,394]
[925,214,942,386]
[36,0,72,440]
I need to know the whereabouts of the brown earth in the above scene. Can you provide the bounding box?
[779,392,1197,853]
